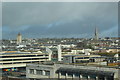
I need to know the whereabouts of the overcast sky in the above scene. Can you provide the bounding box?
[2,2,118,39]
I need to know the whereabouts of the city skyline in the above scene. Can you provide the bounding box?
[2,2,118,39]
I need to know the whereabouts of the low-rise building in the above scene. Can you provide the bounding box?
[26,62,119,80]
[63,54,105,64]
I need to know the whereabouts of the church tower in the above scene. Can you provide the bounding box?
[94,27,98,40]
[17,33,22,44]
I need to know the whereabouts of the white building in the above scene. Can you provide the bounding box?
[0,51,49,68]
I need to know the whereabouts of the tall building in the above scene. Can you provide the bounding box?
[94,27,98,40]
[17,33,22,44]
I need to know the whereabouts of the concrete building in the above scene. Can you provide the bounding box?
[26,63,119,80]
[106,48,120,53]
[63,54,105,64]
[0,51,49,68]
[17,33,22,44]
[46,45,62,62]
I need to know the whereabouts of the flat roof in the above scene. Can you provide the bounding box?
[63,54,101,57]
[56,67,114,76]
[0,52,47,56]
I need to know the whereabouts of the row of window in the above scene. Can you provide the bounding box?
[29,69,50,76]
[1,54,48,58]
[1,57,48,61]
[2,61,41,64]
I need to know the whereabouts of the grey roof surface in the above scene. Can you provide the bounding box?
[56,67,114,76]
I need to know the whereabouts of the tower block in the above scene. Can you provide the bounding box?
[17,33,22,44]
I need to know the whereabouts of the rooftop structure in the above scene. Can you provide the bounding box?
[46,45,62,61]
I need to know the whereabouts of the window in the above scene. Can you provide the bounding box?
[61,72,66,76]
[36,70,42,75]
[84,57,89,59]
[45,70,50,76]
[68,73,73,77]
[74,73,79,77]
[29,69,34,74]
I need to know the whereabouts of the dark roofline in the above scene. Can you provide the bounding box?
[56,67,114,76]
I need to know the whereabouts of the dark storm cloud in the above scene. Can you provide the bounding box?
[2,2,118,39]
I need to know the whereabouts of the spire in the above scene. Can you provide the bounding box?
[94,27,98,40]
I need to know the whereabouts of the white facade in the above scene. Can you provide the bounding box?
[57,45,62,61]
[46,45,62,61]
[0,52,49,68]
